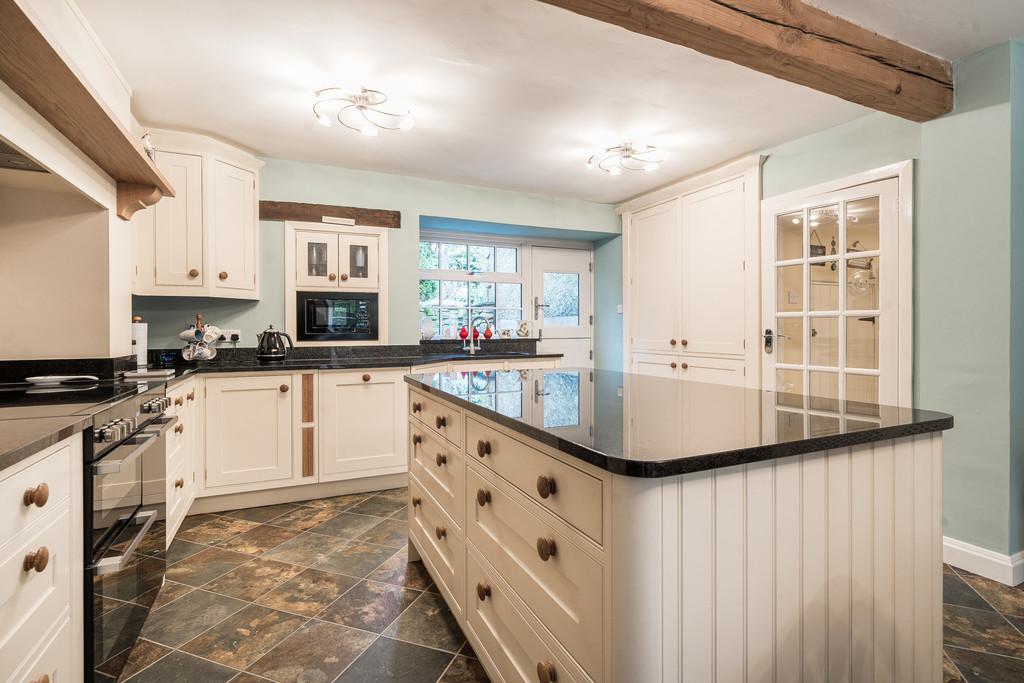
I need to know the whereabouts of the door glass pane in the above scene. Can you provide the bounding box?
[543,372,581,428]
[776,410,805,441]
[808,371,839,411]
[777,265,803,312]
[847,197,879,252]
[495,247,518,273]
[307,242,328,277]
[846,374,880,415]
[469,245,494,272]
[809,261,839,311]
[776,369,803,407]
[846,316,879,369]
[419,242,439,269]
[469,281,495,306]
[777,211,803,261]
[808,204,839,259]
[543,272,580,326]
[439,243,468,270]
[777,317,803,365]
[349,245,369,279]
[809,317,839,366]
[440,280,468,307]
[846,257,879,310]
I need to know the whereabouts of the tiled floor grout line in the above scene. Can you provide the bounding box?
[948,564,1024,645]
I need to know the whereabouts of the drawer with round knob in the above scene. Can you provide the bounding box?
[407,479,464,616]
[465,416,604,544]
[466,466,603,679]
[466,547,589,683]
[0,436,73,544]
[10,616,71,683]
[409,426,464,529]
[409,391,462,446]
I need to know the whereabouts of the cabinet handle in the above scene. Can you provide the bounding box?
[670,362,677,369]
[435,525,447,540]
[476,439,491,457]
[22,483,49,508]
[670,338,677,346]
[23,546,49,573]
[537,661,558,683]
[362,373,371,382]
[680,339,689,347]
[219,271,228,280]
[328,273,337,281]
[188,268,199,278]
[340,273,349,281]
[681,363,689,370]
[536,474,557,499]
[412,402,422,413]
[435,415,447,429]
[476,582,492,601]
[435,453,447,467]
[411,496,422,508]
[175,396,184,407]
[174,423,184,434]
[280,384,290,393]
[174,478,185,489]
[412,434,422,446]
[187,390,195,401]
[476,489,491,507]
[536,537,557,561]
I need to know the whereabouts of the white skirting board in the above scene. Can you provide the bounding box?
[944,536,1024,586]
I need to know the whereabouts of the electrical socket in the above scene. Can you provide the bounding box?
[218,329,242,343]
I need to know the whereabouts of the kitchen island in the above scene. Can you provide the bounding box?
[405,368,953,683]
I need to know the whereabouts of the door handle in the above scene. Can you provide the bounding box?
[533,296,549,320]
[763,328,773,354]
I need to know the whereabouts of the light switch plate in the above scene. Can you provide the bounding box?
[616,304,623,314]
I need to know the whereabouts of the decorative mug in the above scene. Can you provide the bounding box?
[517,321,530,338]
[500,329,512,339]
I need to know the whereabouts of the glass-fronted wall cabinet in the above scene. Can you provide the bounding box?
[295,230,379,289]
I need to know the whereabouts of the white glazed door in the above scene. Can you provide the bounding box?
[296,231,339,288]
[628,199,682,354]
[338,234,379,288]
[318,369,407,480]
[153,151,204,288]
[762,178,900,423]
[211,160,256,292]
[532,369,593,444]
[204,375,294,488]
[533,247,593,367]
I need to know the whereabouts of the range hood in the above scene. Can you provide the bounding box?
[0,139,47,173]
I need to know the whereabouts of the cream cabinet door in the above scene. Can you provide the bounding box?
[204,375,293,488]
[211,159,257,293]
[338,234,379,288]
[628,199,682,354]
[319,369,407,480]
[296,231,339,288]
[153,151,204,288]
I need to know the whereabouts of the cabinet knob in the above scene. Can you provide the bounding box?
[670,339,677,346]
[29,675,50,683]
[23,546,49,573]
[174,478,185,489]
[476,582,492,601]
[411,496,422,508]
[435,525,447,540]
[174,423,184,434]
[412,434,422,446]
[219,271,228,280]
[328,273,337,281]
[362,373,371,382]
[476,439,491,457]
[435,415,447,429]
[187,390,195,402]
[670,362,677,369]
[536,537,557,562]
[174,396,184,407]
[680,339,689,347]
[340,273,349,281]
[536,475,557,499]
[681,363,689,370]
[435,453,447,467]
[476,489,491,507]
[188,268,199,278]
[280,384,290,393]
[412,402,422,413]
[537,661,558,683]
[22,483,49,508]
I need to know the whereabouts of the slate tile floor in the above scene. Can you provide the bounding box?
[97,486,1024,682]
[95,487,489,683]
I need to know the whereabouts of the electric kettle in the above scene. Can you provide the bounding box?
[256,325,293,362]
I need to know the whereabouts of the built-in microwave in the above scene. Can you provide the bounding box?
[297,291,378,341]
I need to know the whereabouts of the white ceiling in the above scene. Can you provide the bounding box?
[78,0,874,204]
[809,0,1024,60]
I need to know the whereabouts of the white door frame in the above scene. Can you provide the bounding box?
[760,160,914,407]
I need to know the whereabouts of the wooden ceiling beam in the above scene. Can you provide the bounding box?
[535,0,953,122]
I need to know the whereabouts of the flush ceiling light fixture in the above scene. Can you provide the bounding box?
[586,142,667,175]
[313,87,414,136]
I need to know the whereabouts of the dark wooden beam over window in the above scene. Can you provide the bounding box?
[535,0,953,122]
[259,201,401,229]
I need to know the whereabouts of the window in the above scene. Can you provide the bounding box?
[419,237,523,338]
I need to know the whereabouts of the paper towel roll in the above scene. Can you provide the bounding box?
[131,320,148,369]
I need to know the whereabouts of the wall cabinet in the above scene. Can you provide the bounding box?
[295,229,380,289]
[132,129,263,300]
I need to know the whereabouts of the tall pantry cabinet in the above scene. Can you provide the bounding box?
[622,156,761,387]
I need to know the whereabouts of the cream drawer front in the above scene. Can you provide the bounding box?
[467,466,602,678]
[678,355,745,387]
[0,508,70,670]
[0,439,72,543]
[409,478,464,615]
[11,617,70,683]
[166,459,191,545]
[409,424,464,528]
[467,549,588,683]
[410,392,462,446]
[466,417,603,544]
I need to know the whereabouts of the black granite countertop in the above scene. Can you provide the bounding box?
[404,368,954,478]
[0,415,92,471]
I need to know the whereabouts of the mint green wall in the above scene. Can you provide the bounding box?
[594,236,624,370]
[135,159,620,348]
[763,42,1024,557]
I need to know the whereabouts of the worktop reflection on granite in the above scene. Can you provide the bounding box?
[405,368,953,477]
